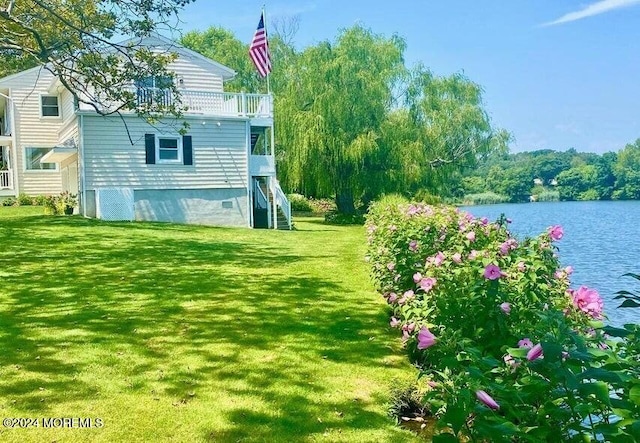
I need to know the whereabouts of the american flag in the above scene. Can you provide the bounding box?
[249,13,271,78]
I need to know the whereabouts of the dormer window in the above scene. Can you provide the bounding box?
[40,95,60,117]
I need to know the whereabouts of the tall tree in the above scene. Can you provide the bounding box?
[613,139,640,199]
[277,25,406,213]
[0,0,192,121]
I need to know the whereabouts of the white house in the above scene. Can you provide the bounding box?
[0,34,291,229]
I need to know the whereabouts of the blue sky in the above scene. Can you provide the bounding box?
[179,1,640,154]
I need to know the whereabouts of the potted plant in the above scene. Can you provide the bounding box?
[58,191,77,215]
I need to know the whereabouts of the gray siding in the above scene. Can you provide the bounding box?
[82,114,248,190]
[135,188,247,227]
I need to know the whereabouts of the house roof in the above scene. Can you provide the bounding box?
[0,65,49,86]
[0,32,237,86]
[117,33,237,81]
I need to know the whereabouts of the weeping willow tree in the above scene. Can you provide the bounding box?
[276,26,507,213]
[378,68,510,197]
[277,25,406,214]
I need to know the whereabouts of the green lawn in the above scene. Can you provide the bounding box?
[0,207,419,442]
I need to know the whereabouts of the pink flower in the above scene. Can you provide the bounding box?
[389,317,400,328]
[480,217,489,225]
[466,231,476,242]
[409,240,418,252]
[517,261,526,272]
[500,302,511,315]
[452,252,462,264]
[387,262,395,271]
[476,390,500,410]
[406,205,418,216]
[565,266,574,275]
[547,225,564,241]
[387,292,398,303]
[571,286,604,319]
[413,272,423,283]
[468,250,479,260]
[403,322,416,333]
[518,338,533,349]
[419,277,437,292]
[434,252,445,266]
[503,354,519,368]
[483,264,504,280]
[403,290,415,300]
[527,343,544,361]
[417,327,436,350]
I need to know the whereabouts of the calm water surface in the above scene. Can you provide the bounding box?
[462,201,640,327]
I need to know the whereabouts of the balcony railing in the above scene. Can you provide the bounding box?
[0,169,13,190]
[134,89,273,118]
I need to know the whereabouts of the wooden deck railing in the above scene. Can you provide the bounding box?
[135,89,273,118]
[0,169,13,189]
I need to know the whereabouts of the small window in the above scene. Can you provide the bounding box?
[25,147,56,170]
[41,95,60,117]
[157,137,182,163]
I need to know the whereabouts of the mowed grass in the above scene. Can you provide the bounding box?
[0,207,419,442]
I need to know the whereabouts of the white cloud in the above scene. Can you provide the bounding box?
[542,0,640,26]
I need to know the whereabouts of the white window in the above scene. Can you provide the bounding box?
[25,147,57,171]
[40,95,60,117]
[156,137,182,163]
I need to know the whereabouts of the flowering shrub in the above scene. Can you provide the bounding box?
[367,198,640,442]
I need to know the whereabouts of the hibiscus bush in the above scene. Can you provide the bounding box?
[366,198,640,442]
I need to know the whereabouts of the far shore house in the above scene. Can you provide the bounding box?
[0,34,291,229]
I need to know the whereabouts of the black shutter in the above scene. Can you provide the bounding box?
[145,134,155,164]
[183,135,193,165]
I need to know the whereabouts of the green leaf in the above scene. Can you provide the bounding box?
[618,299,640,308]
[579,368,626,383]
[629,385,640,406]
[442,403,469,435]
[578,381,611,406]
[602,325,631,337]
[433,433,459,443]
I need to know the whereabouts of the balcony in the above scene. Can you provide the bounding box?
[126,89,274,118]
[78,89,273,119]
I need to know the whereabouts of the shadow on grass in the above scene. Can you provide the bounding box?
[0,214,407,440]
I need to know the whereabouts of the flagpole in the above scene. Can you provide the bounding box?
[262,5,271,95]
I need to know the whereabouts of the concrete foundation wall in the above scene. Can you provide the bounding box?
[134,188,247,227]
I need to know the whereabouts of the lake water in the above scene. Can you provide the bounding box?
[462,201,640,327]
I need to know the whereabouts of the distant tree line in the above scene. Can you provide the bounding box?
[455,139,640,203]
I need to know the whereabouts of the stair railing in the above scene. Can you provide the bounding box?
[273,180,292,230]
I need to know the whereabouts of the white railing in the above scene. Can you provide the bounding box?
[254,181,269,209]
[134,89,273,118]
[78,89,274,118]
[273,180,292,230]
[0,169,13,189]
